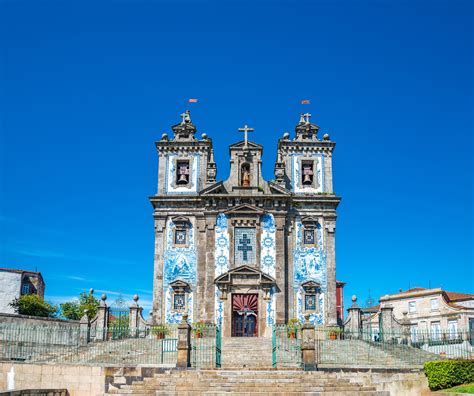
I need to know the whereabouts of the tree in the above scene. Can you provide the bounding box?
[60,291,100,321]
[9,294,57,318]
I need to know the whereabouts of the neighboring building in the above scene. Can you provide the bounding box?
[362,287,474,341]
[0,268,45,314]
[149,111,341,337]
[336,280,345,325]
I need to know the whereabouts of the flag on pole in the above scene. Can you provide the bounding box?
[301,99,310,105]
[188,98,198,103]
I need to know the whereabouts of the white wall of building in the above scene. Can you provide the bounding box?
[0,271,21,314]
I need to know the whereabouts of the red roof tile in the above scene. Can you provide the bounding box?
[445,291,474,301]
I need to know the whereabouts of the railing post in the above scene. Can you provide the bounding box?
[301,314,316,371]
[96,293,109,341]
[177,314,191,368]
[347,295,362,339]
[129,294,142,338]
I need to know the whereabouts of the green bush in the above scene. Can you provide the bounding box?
[424,359,474,390]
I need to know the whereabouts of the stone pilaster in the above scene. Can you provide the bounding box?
[274,214,287,323]
[196,216,207,321]
[380,306,395,337]
[324,219,337,326]
[177,314,191,368]
[129,295,144,338]
[95,294,109,341]
[152,216,167,324]
[287,217,295,321]
[301,314,316,371]
[204,214,216,322]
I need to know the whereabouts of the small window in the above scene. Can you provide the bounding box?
[303,229,315,245]
[410,324,418,343]
[21,283,30,295]
[430,298,439,311]
[173,293,186,311]
[447,320,458,340]
[301,161,314,186]
[175,229,187,245]
[408,301,417,313]
[305,294,317,311]
[430,321,441,341]
[176,160,190,185]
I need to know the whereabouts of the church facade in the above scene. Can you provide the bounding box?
[150,111,341,337]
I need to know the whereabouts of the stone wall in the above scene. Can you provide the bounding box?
[322,369,430,396]
[0,363,105,396]
[0,314,79,329]
[0,273,20,314]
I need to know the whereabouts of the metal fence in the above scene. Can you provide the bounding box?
[0,324,177,365]
[272,324,302,368]
[190,323,221,368]
[316,328,473,367]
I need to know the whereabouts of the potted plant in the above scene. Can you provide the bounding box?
[287,319,301,339]
[192,321,206,338]
[328,327,342,340]
[151,324,170,339]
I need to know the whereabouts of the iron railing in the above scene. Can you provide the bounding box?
[190,323,220,368]
[0,324,177,365]
[272,324,302,368]
[316,328,473,367]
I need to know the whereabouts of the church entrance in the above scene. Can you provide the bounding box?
[231,293,258,337]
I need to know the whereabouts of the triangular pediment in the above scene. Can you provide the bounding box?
[224,204,264,216]
[214,265,276,285]
[200,181,227,195]
[169,279,191,289]
[268,181,292,195]
[301,280,321,288]
[171,216,191,224]
[229,140,263,150]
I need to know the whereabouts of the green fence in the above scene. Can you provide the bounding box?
[316,328,473,367]
[0,324,177,365]
[272,324,302,368]
[190,323,221,369]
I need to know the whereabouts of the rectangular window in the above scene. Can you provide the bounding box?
[448,320,458,340]
[410,324,418,343]
[175,229,187,245]
[303,229,315,245]
[176,160,190,185]
[305,294,317,311]
[21,284,30,295]
[408,301,417,313]
[173,293,186,311]
[430,322,441,341]
[430,298,439,311]
[234,227,256,265]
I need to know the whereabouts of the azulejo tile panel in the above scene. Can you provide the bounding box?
[234,227,257,266]
[165,153,200,194]
[214,213,229,325]
[163,218,197,324]
[260,214,276,278]
[293,216,326,325]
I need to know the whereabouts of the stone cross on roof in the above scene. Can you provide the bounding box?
[303,112,312,123]
[238,124,254,148]
[180,110,191,125]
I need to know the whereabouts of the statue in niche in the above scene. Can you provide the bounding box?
[241,164,250,187]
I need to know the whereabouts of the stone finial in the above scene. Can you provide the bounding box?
[89,288,94,295]
[323,133,330,141]
[101,293,107,302]
[201,133,208,140]
[299,113,305,124]
[282,132,290,140]
[133,294,139,303]
[161,133,168,141]
[181,313,189,324]
[304,314,311,324]
[352,295,357,303]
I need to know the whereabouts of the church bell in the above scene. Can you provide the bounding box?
[303,173,313,185]
[177,173,188,184]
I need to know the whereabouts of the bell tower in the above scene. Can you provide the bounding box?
[155,110,217,195]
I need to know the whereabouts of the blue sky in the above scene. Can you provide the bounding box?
[1,0,472,317]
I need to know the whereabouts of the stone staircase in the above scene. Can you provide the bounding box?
[106,369,390,395]
[317,339,438,368]
[221,337,273,368]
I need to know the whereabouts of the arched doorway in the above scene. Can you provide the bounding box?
[232,293,258,337]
